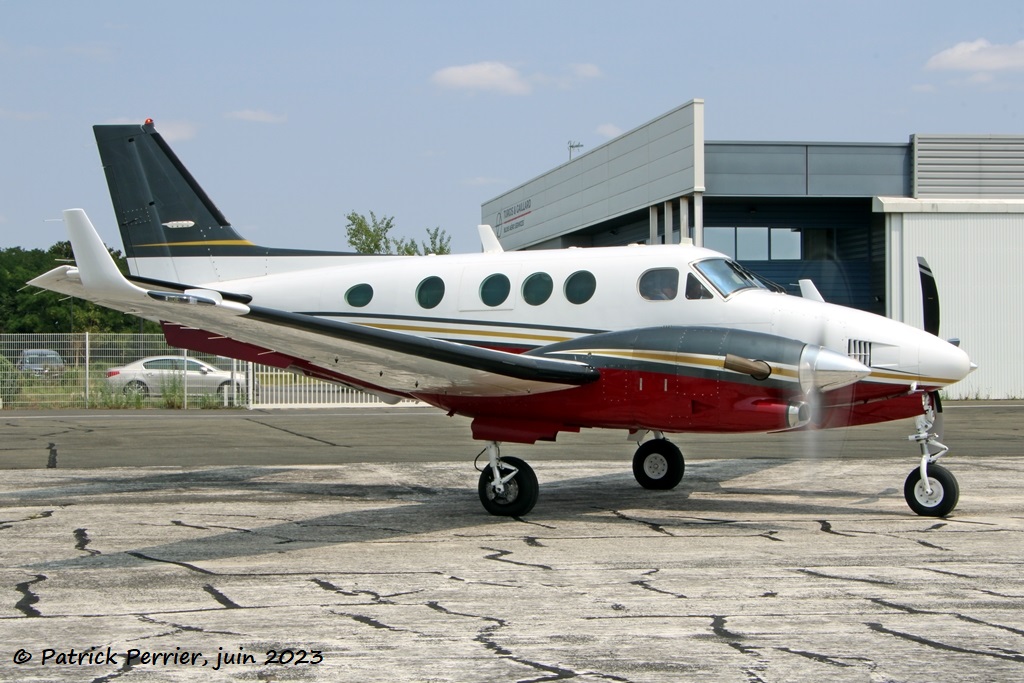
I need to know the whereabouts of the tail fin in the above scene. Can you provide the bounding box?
[94,120,350,284]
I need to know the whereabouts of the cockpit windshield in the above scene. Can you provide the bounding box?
[693,258,783,297]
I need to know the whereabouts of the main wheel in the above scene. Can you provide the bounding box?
[124,380,149,398]
[478,456,539,517]
[633,439,685,490]
[217,382,235,405]
[904,464,959,517]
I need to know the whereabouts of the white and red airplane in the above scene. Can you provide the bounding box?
[30,121,975,517]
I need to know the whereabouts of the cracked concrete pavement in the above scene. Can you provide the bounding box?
[0,403,1022,682]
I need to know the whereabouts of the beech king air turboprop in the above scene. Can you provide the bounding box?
[30,121,975,517]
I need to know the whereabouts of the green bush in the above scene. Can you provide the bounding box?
[0,355,22,407]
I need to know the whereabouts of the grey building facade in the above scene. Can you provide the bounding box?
[481,100,1024,398]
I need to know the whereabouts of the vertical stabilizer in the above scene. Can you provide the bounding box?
[94,122,250,272]
[93,120,350,284]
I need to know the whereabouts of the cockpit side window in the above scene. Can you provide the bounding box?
[693,258,766,297]
[684,272,713,300]
[638,268,679,301]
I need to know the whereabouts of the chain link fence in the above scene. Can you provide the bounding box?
[0,333,393,410]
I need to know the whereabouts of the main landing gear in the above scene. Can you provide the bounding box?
[631,431,685,490]
[903,392,959,517]
[476,434,687,517]
[477,442,539,517]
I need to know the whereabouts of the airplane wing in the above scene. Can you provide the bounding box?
[29,210,599,399]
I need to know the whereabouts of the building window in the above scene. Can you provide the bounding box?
[704,227,802,260]
[480,274,511,307]
[564,270,597,304]
[345,283,373,307]
[704,227,735,258]
[416,276,445,309]
[522,272,553,306]
[770,228,801,260]
[638,268,679,301]
[737,227,768,260]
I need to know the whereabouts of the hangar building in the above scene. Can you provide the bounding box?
[481,100,1024,399]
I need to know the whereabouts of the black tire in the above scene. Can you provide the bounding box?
[633,439,685,490]
[124,380,149,398]
[904,464,959,517]
[478,456,539,517]
[217,382,235,405]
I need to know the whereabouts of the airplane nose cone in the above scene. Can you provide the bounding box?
[919,335,975,387]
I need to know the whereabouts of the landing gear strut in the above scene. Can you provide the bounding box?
[632,432,685,490]
[903,392,959,517]
[477,442,539,517]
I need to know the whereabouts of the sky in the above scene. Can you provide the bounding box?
[3,0,1024,256]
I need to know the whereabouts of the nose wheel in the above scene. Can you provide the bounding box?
[903,392,959,517]
[904,463,959,517]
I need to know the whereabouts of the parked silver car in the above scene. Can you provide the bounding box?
[105,356,253,399]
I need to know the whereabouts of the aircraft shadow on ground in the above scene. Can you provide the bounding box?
[19,458,907,571]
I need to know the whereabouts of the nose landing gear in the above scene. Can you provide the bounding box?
[903,392,959,517]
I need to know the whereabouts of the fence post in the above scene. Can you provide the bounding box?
[84,331,90,408]
[182,348,188,410]
[247,361,254,409]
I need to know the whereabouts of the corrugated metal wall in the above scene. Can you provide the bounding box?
[914,135,1024,198]
[897,213,1024,399]
[483,100,703,250]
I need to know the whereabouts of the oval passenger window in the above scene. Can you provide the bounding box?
[522,272,553,306]
[564,270,596,305]
[480,274,511,307]
[345,283,374,307]
[416,276,445,309]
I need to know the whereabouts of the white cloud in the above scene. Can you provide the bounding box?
[926,39,1024,72]
[225,109,287,124]
[570,63,602,80]
[104,118,198,142]
[596,123,623,139]
[431,62,531,95]
[432,61,603,95]
[156,121,200,142]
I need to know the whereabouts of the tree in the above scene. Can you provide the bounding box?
[0,242,160,334]
[345,211,452,255]
[421,226,452,256]
[344,210,395,255]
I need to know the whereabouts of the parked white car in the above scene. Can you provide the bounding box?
[105,356,253,400]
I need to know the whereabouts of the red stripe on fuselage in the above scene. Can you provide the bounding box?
[418,369,925,443]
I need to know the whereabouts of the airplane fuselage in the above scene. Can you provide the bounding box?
[159,242,971,441]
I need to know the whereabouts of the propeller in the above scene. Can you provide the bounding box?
[917,257,940,337]
[916,256,946,438]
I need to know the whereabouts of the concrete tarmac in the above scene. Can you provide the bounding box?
[0,403,1022,682]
